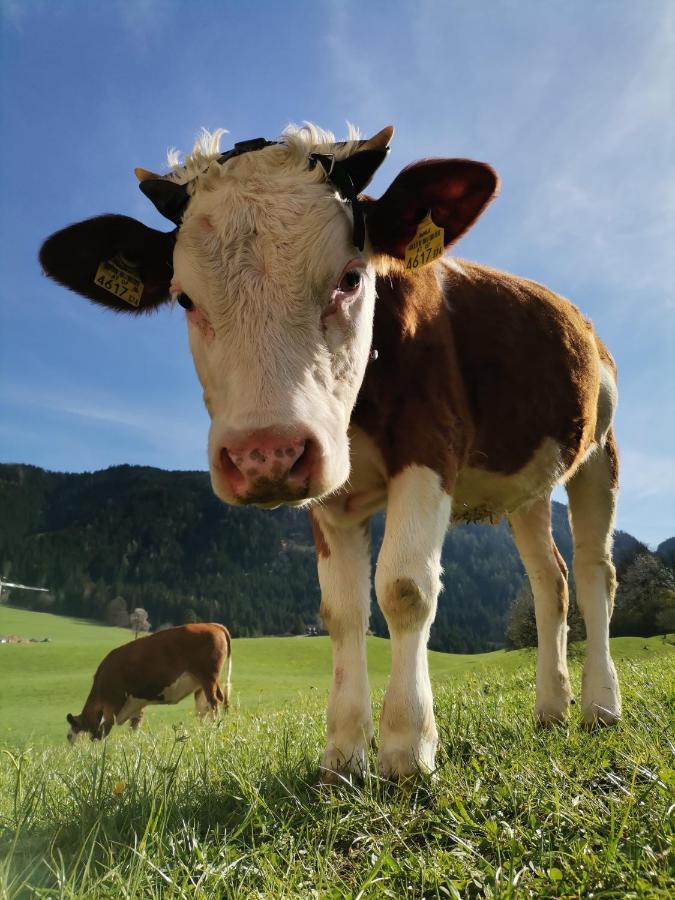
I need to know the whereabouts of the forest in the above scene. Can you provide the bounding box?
[1,463,670,652]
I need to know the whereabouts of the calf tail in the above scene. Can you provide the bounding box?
[215,625,232,710]
[222,645,232,710]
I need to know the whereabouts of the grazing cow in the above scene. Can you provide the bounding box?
[66,623,231,741]
[42,124,621,778]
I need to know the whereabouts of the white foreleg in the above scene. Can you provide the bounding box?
[312,510,374,780]
[374,466,450,777]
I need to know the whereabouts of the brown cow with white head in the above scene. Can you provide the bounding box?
[41,124,621,779]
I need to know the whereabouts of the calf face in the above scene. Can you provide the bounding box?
[173,135,382,506]
[66,711,103,742]
[40,125,498,506]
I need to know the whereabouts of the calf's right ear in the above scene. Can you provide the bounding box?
[40,214,175,314]
[66,713,75,725]
[364,158,499,261]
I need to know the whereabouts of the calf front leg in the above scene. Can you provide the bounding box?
[311,509,373,781]
[375,466,450,778]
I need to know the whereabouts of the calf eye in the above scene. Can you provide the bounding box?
[177,293,194,310]
[338,270,362,292]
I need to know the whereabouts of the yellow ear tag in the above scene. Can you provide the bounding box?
[404,212,445,271]
[94,258,144,308]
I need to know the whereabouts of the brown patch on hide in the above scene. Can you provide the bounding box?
[319,601,343,642]
[380,577,430,631]
[355,259,609,490]
[604,428,619,488]
[353,266,470,491]
[309,510,330,559]
[441,261,601,476]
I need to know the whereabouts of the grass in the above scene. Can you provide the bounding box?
[0,607,673,897]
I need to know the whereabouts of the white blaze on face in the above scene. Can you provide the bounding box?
[170,130,377,505]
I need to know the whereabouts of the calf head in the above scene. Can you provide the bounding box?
[66,711,104,742]
[41,125,498,506]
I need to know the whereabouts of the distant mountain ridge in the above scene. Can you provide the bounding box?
[0,463,668,652]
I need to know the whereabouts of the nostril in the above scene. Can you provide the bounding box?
[288,439,316,483]
[220,447,246,489]
[289,442,308,476]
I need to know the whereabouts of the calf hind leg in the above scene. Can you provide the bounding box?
[509,495,572,724]
[565,433,621,725]
[129,711,144,731]
[194,682,221,719]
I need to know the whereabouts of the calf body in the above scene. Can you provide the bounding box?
[42,123,620,778]
[67,623,231,741]
[313,260,619,776]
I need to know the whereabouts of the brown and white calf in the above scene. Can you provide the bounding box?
[66,623,231,741]
[42,124,620,777]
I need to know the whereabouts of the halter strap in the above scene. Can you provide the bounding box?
[308,153,365,251]
[140,137,367,249]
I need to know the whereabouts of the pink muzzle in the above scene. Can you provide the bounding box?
[217,430,318,504]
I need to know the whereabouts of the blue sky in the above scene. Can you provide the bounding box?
[1,0,673,546]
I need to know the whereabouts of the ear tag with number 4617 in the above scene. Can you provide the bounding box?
[404,212,445,271]
[94,257,144,308]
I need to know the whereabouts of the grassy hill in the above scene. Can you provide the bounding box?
[1,607,673,896]
[1,606,673,749]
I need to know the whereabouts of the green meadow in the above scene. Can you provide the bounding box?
[0,606,529,748]
[1,606,673,897]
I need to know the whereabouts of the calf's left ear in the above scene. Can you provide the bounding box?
[40,214,175,314]
[364,159,499,260]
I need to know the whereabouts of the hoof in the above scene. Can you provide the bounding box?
[535,709,569,728]
[582,704,621,728]
[378,742,436,780]
[581,661,621,728]
[319,743,367,785]
[535,673,572,727]
[319,767,357,787]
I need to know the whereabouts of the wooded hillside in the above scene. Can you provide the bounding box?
[0,463,664,652]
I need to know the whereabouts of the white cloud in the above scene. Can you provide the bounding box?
[113,0,173,46]
[0,0,31,29]
[500,5,675,301]
[2,383,207,462]
[618,447,675,501]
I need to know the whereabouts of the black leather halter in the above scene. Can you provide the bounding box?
[307,152,365,251]
[139,137,375,250]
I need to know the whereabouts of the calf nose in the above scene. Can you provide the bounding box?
[219,431,315,500]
